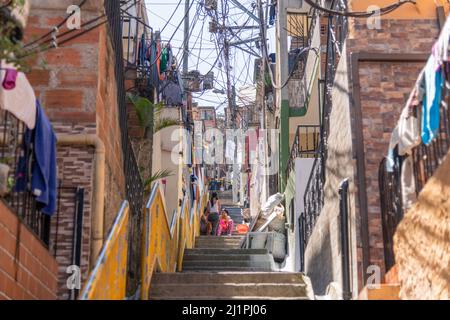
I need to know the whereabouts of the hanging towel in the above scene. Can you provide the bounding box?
[421,56,443,145]
[401,155,416,212]
[0,66,36,129]
[433,16,450,65]
[269,0,277,26]
[397,90,422,156]
[160,47,168,73]
[15,101,58,216]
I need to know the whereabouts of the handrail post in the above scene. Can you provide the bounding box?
[339,178,352,300]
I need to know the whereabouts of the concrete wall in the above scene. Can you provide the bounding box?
[283,158,315,273]
[152,126,182,220]
[304,45,358,296]
[394,150,450,300]
[0,202,58,300]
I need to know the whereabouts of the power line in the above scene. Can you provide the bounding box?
[23,0,88,48]
[303,0,416,18]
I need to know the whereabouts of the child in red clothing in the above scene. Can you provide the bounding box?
[217,210,234,236]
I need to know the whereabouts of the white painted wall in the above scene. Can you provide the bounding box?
[281,158,315,272]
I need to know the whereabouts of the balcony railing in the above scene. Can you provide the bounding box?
[286,125,321,176]
[0,109,51,244]
[0,110,86,277]
[287,9,319,109]
[120,7,154,80]
[301,150,325,247]
[379,64,450,271]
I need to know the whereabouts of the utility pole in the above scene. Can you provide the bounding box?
[257,0,269,204]
[183,0,191,126]
[183,0,190,79]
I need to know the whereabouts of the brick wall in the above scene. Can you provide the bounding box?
[0,201,58,300]
[346,18,439,279]
[305,17,440,296]
[22,0,127,298]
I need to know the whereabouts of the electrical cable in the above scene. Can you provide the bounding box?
[303,0,416,18]
[24,0,88,48]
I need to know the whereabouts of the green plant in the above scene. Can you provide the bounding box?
[0,0,28,71]
[154,118,179,132]
[144,169,173,192]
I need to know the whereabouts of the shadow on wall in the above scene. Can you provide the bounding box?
[394,157,450,300]
[305,223,334,296]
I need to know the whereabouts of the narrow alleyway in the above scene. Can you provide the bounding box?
[149,197,310,300]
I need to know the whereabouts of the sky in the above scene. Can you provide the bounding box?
[144,0,276,115]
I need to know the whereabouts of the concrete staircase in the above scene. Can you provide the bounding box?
[150,234,311,300]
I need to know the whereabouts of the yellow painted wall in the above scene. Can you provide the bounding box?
[80,202,130,300]
[349,0,449,19]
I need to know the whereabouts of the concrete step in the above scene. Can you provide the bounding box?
[182,266,272,272]
[194,244,242,249]
[184,248,267,255]
[182,259,272,269]
[197,236,243,240]
[183,254,270,261]
[152,272,307,285]
[150,283,308,298]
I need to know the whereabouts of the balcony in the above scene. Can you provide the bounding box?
[286,125,321,176]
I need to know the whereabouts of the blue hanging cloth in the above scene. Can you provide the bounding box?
[421,57,443,145]
[15,101,58,216]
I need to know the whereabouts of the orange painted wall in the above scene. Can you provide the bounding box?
[349,0,449,19]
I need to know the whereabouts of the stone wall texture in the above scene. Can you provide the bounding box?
[394,150,450,300]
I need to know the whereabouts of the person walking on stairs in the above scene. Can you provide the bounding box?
[207,192,221,235]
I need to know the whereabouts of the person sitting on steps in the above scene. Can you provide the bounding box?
[217,209,234,236]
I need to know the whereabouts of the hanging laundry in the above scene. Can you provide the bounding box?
[2,68,18,90]
[167,44,174,69]
[432,16,450,66]
[269,0,277,26]
[161,80,182,106]
[15,101,58,216]
[226,139,236,162]
[421,56,443,145]
[401,155,416,212]
[149,40,160,88]
[0,64,36,129]
[397,90,422,156]
[160,47,169,73]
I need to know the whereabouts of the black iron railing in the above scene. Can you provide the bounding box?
[50,186,85,300]
[0,109,51,244]
[105,0,144,217]
[286,125,321,176]
[105,0,144,294]
[379,64,450,271]
[297,1,349,266]
[121,7,153,76]
[302,151,324,246]
[287,9,319,109]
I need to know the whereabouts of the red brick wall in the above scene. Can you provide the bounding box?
[0,201,58,300]
[346,18,439,279]
[22,0,127,298]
